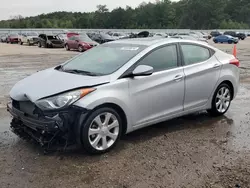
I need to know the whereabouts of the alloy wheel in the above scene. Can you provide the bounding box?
[88,112,119,151]
[215,87,231,113]
[78,46,83,52]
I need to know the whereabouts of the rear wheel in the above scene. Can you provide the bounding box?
[80,107,122,154]
[208,83,232,116]
[214,40,218,43]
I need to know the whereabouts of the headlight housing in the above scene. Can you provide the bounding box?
[35,88,95,110]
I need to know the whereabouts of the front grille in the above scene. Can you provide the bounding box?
[12,100,36,116]
[52,41,63,44]
[33,38,39,41]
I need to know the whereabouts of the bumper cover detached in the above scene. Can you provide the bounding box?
[7,102,88,153]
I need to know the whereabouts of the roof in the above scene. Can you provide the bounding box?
[110,37,209,47]
[111,37,180,46]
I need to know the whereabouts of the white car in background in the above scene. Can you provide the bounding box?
[19,32,39,46]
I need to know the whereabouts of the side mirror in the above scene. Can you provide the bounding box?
[132,65,154,77]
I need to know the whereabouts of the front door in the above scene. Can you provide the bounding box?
[128,44,185,126]
[180,43,221,111]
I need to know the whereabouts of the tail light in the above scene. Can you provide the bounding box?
[230,58,240,67]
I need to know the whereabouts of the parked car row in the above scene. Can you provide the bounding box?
[210,30,247,44]
[1,30,210,52]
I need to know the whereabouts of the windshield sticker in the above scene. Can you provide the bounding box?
[120,47,139,51]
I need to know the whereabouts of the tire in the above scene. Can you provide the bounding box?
[80,107,122,154]
[38,42,41,48]
[78,45,84,52]
[65,44,70,51]
[214,40,218,43]
[28,40,31,46]
[228,40,232,44]
[208,83,232,117]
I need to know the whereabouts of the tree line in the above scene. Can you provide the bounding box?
[0,0,250,29]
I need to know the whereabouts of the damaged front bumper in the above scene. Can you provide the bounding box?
[7,102,89,152]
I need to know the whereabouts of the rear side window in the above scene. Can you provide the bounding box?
[138,45,178,72]
[181,44,210,65]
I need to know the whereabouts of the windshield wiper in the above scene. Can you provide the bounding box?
[62,69,102,76]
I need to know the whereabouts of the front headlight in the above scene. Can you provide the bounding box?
[35,88,95,110]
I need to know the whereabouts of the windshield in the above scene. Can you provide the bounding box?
[62,43,146,75]
[27,32,38,36]
[77,34,94,43]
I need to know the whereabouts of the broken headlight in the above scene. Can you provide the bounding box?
[35,88,95,110]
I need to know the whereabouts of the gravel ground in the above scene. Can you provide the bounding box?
[0,40,250,188]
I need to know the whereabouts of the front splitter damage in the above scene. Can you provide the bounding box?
[7,102,88,154]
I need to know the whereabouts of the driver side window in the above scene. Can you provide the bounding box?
[137,45,178,72]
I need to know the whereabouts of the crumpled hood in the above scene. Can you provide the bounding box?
[10,68,110,102]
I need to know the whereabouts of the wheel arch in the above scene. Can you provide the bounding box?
[89,103,128,135]
[219,80,234,100]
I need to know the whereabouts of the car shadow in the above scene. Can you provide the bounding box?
[12,111,233,160]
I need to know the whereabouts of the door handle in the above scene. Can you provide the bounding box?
[213,64,221,69]
[174,75,183,81]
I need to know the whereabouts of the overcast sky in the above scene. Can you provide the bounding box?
[0,0,175,20]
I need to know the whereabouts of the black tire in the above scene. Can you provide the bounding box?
[228,40,232,44]
[214,40,218,43]
[38,42,41,48]
[208,83,232,117]
[80,107,122,154]
[65,44,70,51]
[28,40,31,46]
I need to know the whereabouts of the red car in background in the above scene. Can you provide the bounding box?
[6,34,19,44]
[65,34,99,52]
[57,32,79,43]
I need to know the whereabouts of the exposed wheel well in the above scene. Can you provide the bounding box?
[219,80,234,99]
[91,103,128,135]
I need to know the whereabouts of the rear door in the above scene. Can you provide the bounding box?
[180,43,221,111]
[128,44,185,126]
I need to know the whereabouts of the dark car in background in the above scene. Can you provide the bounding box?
[236,32,246,40]
[210,31,222,37]
[213,35,239,44]
[224,31,246,40]
[6,34,19,44]
[38,34,64,48]
[65,34,98,52]
[89,33,116,44]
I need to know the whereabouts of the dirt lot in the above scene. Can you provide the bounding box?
[0,40,250,188]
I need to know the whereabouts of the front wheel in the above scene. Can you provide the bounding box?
[228,40,232,44]
[38,42,41,48]
[214,40,218,43]
[80,107,122,154]
[208,83,232,116]
[78,45,84,52]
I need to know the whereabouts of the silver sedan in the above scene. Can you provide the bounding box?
[8,38,240,154]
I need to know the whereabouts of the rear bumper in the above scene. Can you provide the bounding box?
[51,43,64,48]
